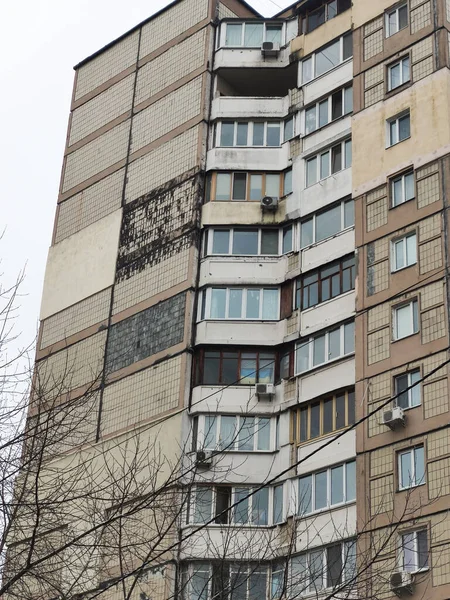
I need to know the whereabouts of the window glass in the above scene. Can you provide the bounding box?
[398,4,408,29]
[309,550,324,591]
[273,484,283,523]
[301,219,314,248]
[283,225,293,253]
[344,86,353,114]
[298,475,312,514]
[194,488,212,523]
[309,5,326,31]
[191,567,209,600]
[347,390,355,424]
[229,289,243,318]
[246,289,260,319]
[266,24,282,44]
[261,230,279,255]
[319,99,329,127]
[310,402,320,438]
[204,353,220,385]
[234,488,249,523]
[395,373,409,409]
[238,417,255,451]
[399,114,410,141]
[222,352,239,383]
[284,169,293,195]
[220,415,236,449]
[305,106,316,133]
[414,446,425,486]
[211,289,226,318]
[307,157,318,186]
[323,398,333,434]
[259,354,275,383]
[417,530,429,570]
[250,174,263,200]
[236,122,248,146]
[315,471,327,509]
[402,532,416,571]
[406,233,417,265]
[233,229,258,255]
[244,22,264,46]
[204,414,217,448]
[316,39,340,76]
[343,32,352,59]
[402,56,410,83]
[405,172,415,201]
[296,342,309,373]
[232,173,247,200]
[344,321,355,353]
[302,56,313,83]
[344,199,354,228]
[253,123,265,146]
[313,335,325,366]
[400,451,412,488]
[336,394,346,430]
[252,487,269,525]
[212,230,230,254]
[331,144,342,173]
[410,370,421,407]
[316,204,340,242]
[226,23,242,45]
[215,488,230,524]
[284,117,294,141]
[328,328,340,360]
[320,151,330,179]
[262,289,279,319]
[257,418,271,450]
[220,122,234,146]
[327,544,342,587]
[346,461,356,500]
[390,62,401,89]
[331,465,344,505]
[331,91,342,121]
[216,173,231,201]
[266,174,280,197]
[345,139,352,167]
[267,123,281,146]
[395,302,416,339]
[240,353,257,384]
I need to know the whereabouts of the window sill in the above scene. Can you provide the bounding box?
[386,135,411,149]
[303,112,352,139]
[392,331,419,343]
[391,261,417,274]
[305,165,351,189]
[386,79,412,99]
[201,318,280,323]
[390,196,415,210]
[296,499,356,519]
[300,289,355,315]
[397,481,426,493]
[292,425,354,448]
[295,351,355,378]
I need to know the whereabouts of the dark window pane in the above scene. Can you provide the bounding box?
[220,122,234,146]
[232,229,258,255]
[331,90,343,120]
[253,123,265,146]
[267,123,281,146]
[315,471,327,509]
[236,123,248,146]
[232,173,247,200]
[308,5,325,32]
[347,390,355,424]
[331,144,342,173]
[321,278,331,302]
[215,488,231,524]
[283,225,292,253]
[396,374,409,409]
[316,205,340,242]
[266,24,282,44]
[222,355,239,384]
[343,32,353,59]
[331,273,340,297]
[204,354,220,384]
[331,465,344,504]
[336,393,346,429]
[304,281,319,309]
[344,85,353,114]
[398,4,408,30]
[261,230,279,255]
[328,0,337,19]
[300,407,308,441]
[212,230,230,254]
[316,39,340,76]
[327,544,343,587]
[417,530,428,569]
[310,402,320,438]
[323,398,333,433]
[319,100,329,127]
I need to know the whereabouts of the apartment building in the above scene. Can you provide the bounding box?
[9,0,450,600]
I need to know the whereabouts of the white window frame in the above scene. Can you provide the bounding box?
[206,226,293,257]
[304,85,353,134]
[400,529,429,573]
[394,369,421,409]
[391,231,417,272]
[297,460,356,515]
[393,299,418,340]
[387,110,410,147]
[212,171,282,202]
[305,139,352,187]
[202,287,280,321]
[182,563,271,600]
[385,2,408,37]
[388,56,410,91]
[300,198,354,249]
[198,414,273,452]
[216,120,286,148]
[295,321,355,374]
[391,170,414,206]
[220,21,285,48]
[301,32,352,83]
[398,445,425,490]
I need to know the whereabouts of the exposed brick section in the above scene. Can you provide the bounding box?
[106,293,186,373]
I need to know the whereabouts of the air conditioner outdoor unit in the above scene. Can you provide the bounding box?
[261,196,278,211]
[261,41,280,56]
[255,383,275,400]
[382,406,405,430]
[390,570,414,596]
[196,450,213,467]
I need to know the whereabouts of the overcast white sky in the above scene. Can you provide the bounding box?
[1,0,293,352]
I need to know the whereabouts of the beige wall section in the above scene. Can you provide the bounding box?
[40,209,122,320]
[75,31,139,100]
[353,69,450,194]
[125,127,199,202]
[62,120,131,193]
[69,74,135,145]
[131,76,203,153]
[138,0,209,59]
[55,168,125,244]
[135,28,207,105]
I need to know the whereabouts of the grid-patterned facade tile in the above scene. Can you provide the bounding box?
[367,261,389,295]
[367,198,388,231]
[420,281,444,309]
[428,457,450,499]
[370,475,393,515]
[373,238,389,261]
[364,29,383,61]
[419,238,443,274]
[364,15,383,35]
[410,0,426,7]
[135,29,207,105]
[283,379,296,401]
[424,378,449,418]
[368,304,390,332]
[55,169,125,243]
[36,331,107,395]
[289,138,302,158]
[286,310,298,336]
[370,447,392,477]
[367,186,387,203]
[101,356,182,437]
[432,513,450,545]
[364,83,384,108]
[288,253,299,272]
[371,527,395,558]
[369,372,390,402]
[421,305,446,344]
[369,400,386,437]
[70,75,135,145]
[371,558,397,600]
[139,0,209,59]
[410,1,432,34]
[411,35,433,63]
[125,127,199,203]
[63,120,131,193]
[419,214,441,242]
[131,77,203,154]
[364,64,384,90]
[113,248,191,314]
[428,428,450,459]
[75,32,139,100]
[447,0,450,21]
[412,56,434,82]
[423,351,448,379]
[417,161,438,179]
[218,2,239,17]
[417,173,440,208]
[432,542,450,586]
[368,328,390,364]
[40,289,111,349]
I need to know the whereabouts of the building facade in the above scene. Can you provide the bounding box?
[10,0,450,599]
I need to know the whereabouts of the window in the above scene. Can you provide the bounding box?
[398,445,425,489]
[217,121,288,147]
[208,172,287,202]
[395,369,421,409]
[400,530,428,572]
[290,540,356,595]
[291,389,355,444]
[386,3,408,37]
[283,169,293,195]
[284,117,295,141]
[301,0,352,34]
[393,300,418,340]
[182,563,270,600]
[302,33,352,83]
[295,255,355,310]
[201,287,279,320]
[223,21,283,47]
[298,461,356,515]
[206,227,292,257]
[195,350,276,385]
[391,170,414,206]
[391,232,417,271]
[387,111,410,147]
[304,86,353,134]
[196,414,272,452]
[296,322,355,374]
[388,56,410,90]
[300,199,354,248]
[306,139,352,186]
